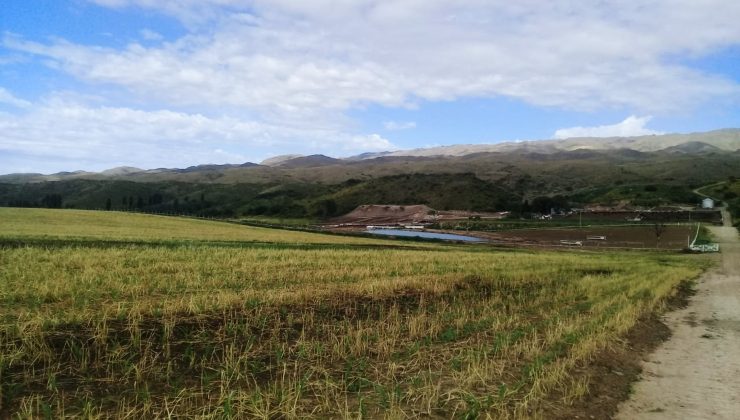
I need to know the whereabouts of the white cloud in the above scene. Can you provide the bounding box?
[553,116,664,139]
[383,121,416,131]
[0,97,397,174]
[347,133,395,151]
[3,1,740,172]
[4,0,739,115]
[0,87,31,109]
[139,29,163,41]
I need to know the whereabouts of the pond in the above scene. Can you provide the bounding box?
[365,229,486,242]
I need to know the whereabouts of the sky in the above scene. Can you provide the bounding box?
[1,1,739,174]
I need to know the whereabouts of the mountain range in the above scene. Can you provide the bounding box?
[2,129,739,219]
[3,129,739,185]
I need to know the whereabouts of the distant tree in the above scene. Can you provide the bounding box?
[41,194,62,209]
[105,198,112,211]
[122,197,127,208]
[313,199,338,218]
[521,200,531,213]
[530,195,570,215]
[128,196,134,208]
[148,193,163,206]
[136,196,144,209]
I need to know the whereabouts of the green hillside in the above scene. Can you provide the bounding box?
[705,178,740,226]
[0,174,520,219]
[324,173,519,215]
[2,143,739,219]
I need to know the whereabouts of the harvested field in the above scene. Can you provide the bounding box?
[0,208,412,246]
[0,208,707,418]
[482,225,696,250]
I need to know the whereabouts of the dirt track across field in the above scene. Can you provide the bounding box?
[616,223,740,419]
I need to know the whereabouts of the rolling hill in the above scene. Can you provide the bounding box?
[1,129,738,218]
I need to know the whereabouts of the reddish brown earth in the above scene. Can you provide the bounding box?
[482,225,695,250]
[329,204,436,225]
[328,204,507,226]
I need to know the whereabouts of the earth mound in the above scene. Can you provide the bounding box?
[331,204,436,225]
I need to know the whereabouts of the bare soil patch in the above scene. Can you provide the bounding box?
[328,204,506,226]
[484,225,694,250]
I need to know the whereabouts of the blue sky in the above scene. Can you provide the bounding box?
[1,0,739,174]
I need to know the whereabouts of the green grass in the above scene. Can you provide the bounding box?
[0,208,708,418]
[235,216,318,227]
[0,208,404,246]
[693,224,714,245]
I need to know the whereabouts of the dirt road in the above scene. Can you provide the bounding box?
[616,224,740,419]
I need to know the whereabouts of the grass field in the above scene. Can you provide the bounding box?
[0,208,707,418]
[0,208,405,246]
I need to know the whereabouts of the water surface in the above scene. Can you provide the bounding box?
[365,229,486,242]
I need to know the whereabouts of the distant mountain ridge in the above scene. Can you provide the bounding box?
[274,154,341,168]
[260,154,303,166]
[347,128,740,160]
[3,129,740,220]
[100,166,143,176]
[2,128,738,184]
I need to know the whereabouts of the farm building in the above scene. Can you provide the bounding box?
[702,198,715,209]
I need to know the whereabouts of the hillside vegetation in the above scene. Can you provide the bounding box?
[1,130,738,219]
[326,173,518,215]
[0,209,706,417]
[705,178,740,227]
[0,173,520,219]
[569,184,701,208]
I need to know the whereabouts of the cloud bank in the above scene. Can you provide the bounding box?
[8,0,738,114]
[2,1,740,172]
[0,97,393,173]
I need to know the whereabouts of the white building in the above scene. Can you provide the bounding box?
[702,197,715,209]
